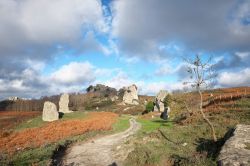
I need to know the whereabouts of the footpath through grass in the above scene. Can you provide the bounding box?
[125,97,250,166]
[0,112,130,166]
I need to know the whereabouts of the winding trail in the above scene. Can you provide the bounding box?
[63,118,141,166]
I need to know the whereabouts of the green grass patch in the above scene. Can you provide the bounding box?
[234,97,250,108]
[14,116,46,131]
[137,117,173,133]
[14,111,88,131]
[112,115,130,133]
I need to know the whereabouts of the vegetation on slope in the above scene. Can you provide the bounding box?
[125,89,250,166]
[0,112,130,166]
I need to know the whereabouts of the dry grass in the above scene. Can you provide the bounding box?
[0,111,40,134]
[0,112,118,154]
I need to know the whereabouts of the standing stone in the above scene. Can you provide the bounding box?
[122,84,139,105]
[154,90,168,112]
[42,101,59,121]
[59,93,73,113]
[218,124,250,166]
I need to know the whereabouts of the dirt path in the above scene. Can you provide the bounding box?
[63,118,141,166]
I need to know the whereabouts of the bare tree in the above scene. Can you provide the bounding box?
[184,54,217,142]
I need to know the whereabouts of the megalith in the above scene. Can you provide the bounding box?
[42,101,59,121]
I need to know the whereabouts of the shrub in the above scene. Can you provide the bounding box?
[145,101,154,113]
[163,94,172,107]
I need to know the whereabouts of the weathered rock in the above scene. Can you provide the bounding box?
[42,101,59,121]
[154,102,165,112]
[110,95,119,102]
[122,84,139,105]
[59,93,73,113]
[154,90,168,112]
[8,96,20,101]
[86,84,117,97]
[218,124,250,166]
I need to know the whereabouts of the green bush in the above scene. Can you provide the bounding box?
[145,101,154,113]
[163,94,172,107]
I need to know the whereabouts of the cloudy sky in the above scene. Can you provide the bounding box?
[0,0,250,99]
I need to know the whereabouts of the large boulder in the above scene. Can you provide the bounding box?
[59,93,73,113]
[218,124,250,166]
[42,101,59,121]
[154,90,168,112]
[122,84,139,105]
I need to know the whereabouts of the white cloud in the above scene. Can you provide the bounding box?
[138,81,184,95]
[104,71,185,95]
[218,68,250,87]
[50,62,95,85]
[105,72,134,90]
[0,0,109,67]
[111,0,250,58]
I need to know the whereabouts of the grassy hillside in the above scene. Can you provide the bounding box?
[125,87,250,165]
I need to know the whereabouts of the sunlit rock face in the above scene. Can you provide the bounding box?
[59,93,73,113]
[122,84,139,105]
[218,124,250,166]
[42,101,59,122]
[154,90,168,112]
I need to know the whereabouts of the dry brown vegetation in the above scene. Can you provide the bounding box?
[0,112,118,154]
[0,111,40,133]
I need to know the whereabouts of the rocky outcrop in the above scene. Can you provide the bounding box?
[59,94,73,113]
[154,90,168,112]
[86,84,117,98]
[122,85,139,105]
[218,124,250,166]
[42,101,59,121]
[8,96,20,101]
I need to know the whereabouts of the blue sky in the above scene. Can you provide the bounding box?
[0,0,250,99]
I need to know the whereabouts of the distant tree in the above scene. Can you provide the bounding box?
[86,85,94,92]
[184,54,217,142]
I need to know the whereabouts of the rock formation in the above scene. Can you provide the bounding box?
[218,124,250,166]
[154,90,168,112]
[86,84,117,97]
[59,93,73,113]
[42,101,59,121]
[122,84,139,105]
[8,96,20,101]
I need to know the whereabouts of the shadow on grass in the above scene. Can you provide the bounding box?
[59,112,64,119]
[152,120,170,123]
[170,154,190,166]
[195,127,235,160]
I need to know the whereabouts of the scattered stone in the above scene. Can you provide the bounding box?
[59,93,73,113]
[42,101,59,121]
[182,143,188,147]
[154,90,168,112]
[218,124,250,166]
[122,84,139,105]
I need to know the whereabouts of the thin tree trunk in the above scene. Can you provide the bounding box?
[198,89,217,142]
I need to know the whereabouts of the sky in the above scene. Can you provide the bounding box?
[0,0,250,99]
